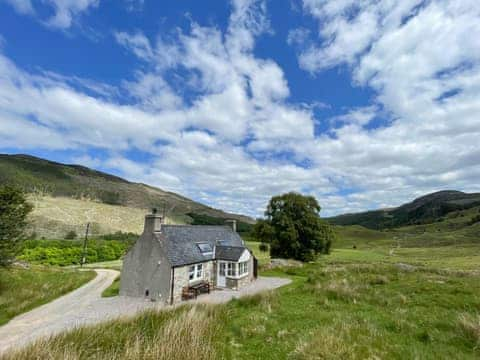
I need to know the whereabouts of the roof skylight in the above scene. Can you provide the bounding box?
[197,243,213,254]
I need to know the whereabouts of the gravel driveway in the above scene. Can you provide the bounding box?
[0,269,291,354]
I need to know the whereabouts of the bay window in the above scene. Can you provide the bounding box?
[223,261,248,278]
[238,261,248,276]
[227,262,236,276]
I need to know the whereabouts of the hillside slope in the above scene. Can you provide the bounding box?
[329,190,480,229]
[0,154,253,224]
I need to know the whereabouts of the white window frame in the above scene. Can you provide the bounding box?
[224,261,248,279]
[227,262,236,277]
[219,262,226,276]
[188,263,204,282]
[238,261,248,276]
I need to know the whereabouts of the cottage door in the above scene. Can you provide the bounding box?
[217,261,226,287]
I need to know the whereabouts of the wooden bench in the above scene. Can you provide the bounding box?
[190,281,210,296]
[182,281,211,301]
[182,286,196,300]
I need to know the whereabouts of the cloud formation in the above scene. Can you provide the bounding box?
[0,0,479,217]
[3,0,99,28]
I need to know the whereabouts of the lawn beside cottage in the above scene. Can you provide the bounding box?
[0,266,95,325]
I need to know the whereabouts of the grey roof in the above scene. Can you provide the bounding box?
[156,225,245,267]
[215,245,246,261]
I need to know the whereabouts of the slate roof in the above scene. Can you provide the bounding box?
[215,245,246,261]
[156,225,245,267]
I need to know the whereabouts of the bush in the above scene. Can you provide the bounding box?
[468,215,480,226]
[259,243,268,252]
[0,186,33,265]
[19,239,130,266]
[64,231,77,240]
[99,231,138,242]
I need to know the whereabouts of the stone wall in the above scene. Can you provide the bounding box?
[172,265,189,304]
[120,232,172,303]
[171,260,215,304]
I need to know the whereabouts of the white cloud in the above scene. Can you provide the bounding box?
[285,0,480,211]
[1,0,480,217]
[2,0,34,14]
[3,0,99,29]
[0,0,336,216]
[331,106,378,127]
[114,31,154,61]
[45,0,99,28]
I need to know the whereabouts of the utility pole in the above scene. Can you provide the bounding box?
[81,223,90,268]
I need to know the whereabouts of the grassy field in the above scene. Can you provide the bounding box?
[5,248,479,359]
[3,225,479,359]
[0,266,95,325]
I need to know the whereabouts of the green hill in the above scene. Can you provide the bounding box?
[328,190,480,230]
[0,154,253,238]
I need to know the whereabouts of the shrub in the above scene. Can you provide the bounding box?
[468,215,480,226]
[259,243,268,252]
[19,239,129,266]
[99,231,138,242]
[0,186,33,265]
[64,230,77,240]
[368,275,389,285]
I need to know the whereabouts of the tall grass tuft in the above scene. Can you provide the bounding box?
[457,313,480,347]
[2,305,219,360]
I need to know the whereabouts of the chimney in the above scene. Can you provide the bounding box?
[144,208,163,233]
[225,219,237,232]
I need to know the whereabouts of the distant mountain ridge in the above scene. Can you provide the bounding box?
[0,154,253,225]
[328,190,480,229]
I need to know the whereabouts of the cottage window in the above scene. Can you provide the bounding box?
[189,265,195,280]
[227,262,236,276]
[219,262,226,276]
[238,261,248,276]
[189,264,204,282]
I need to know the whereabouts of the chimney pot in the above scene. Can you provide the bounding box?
[225,219,237,232]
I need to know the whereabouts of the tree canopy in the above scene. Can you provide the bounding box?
[253,192,334,261]
[0,186,33,266]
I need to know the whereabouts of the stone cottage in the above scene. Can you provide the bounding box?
[120,211,257,304]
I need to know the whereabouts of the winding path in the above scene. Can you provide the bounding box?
[0,270,291,354]
[0,269,135,354]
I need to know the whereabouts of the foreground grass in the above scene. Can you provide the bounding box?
[0,266,95,325]
[2,305,220,360]
[5,253,479,359]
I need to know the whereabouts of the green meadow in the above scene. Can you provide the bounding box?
[0,266,95,326]
[4,230,479,359]
[2,204,479,359]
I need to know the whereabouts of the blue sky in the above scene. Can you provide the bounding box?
[0,0,479,217]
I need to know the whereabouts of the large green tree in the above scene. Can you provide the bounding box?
[254,192,334,261]
[0,186,33,266]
